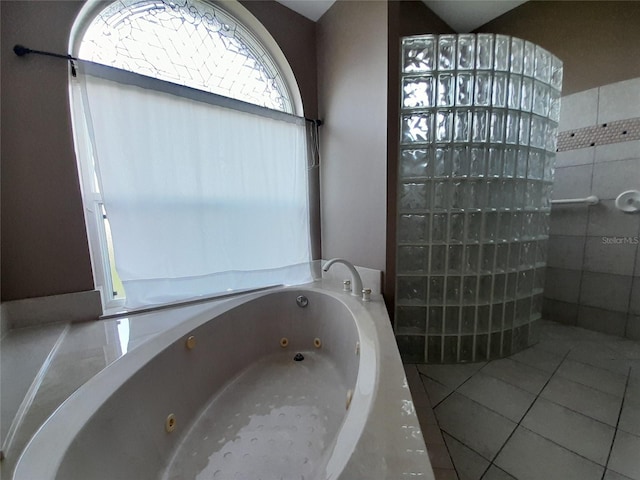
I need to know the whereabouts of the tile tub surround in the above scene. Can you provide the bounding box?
[1,281,435,480]
[545,77,640,340]
[407,320,640,480]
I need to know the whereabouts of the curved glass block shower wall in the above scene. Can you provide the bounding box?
[395,34,562,364]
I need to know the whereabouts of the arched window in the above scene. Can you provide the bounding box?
[70,0,312,311]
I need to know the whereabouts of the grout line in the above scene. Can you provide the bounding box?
[478,348,572,479]
[601,366,632,480]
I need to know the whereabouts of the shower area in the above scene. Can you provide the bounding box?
[394,34,562,364]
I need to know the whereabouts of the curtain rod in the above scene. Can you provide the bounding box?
[12,44,323,126]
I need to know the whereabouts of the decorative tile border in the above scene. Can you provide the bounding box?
[557,117,640,151]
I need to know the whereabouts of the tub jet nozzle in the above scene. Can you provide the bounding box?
[293,353,304,361]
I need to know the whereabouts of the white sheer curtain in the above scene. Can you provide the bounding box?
[76,67,313,308]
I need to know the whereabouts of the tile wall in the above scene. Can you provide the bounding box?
[543,77,640,339]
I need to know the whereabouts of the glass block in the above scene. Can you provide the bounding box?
[427,335,442,363]
[397,276,427,304]
[472,110,490,143]
[452,146,470,177]
[476,334,489,361]
[502,330,513,356]
[400,182,429,210]
[491,305,504,333]
[488,148,502,177]
[530,116,546,149]
[466,213,482,243]
[437,73,455,106]
[531,294,543,317]
[501,180,513,208]
[456,73,474,106]
[505,111,519,145]
[462,306,476,333]
[516,147,528,179]
[402,114,432,143]
[470,147,486,177]
[492,73,508,107]
[446,277,462,305]
[476,34,494,70]
[526,151,542,180]
[432,213,447,242]
[522,241,536,267]
[464,181,481,210]
[451,181,464,209]
[549,89,561,123]
[474,73,492,106]
[397,335,425,363]
[443,336,459,363]
[450,213,465,243]
[478,305,490,332]
[508,74,522,110]
[483,212,498,242]
[521,77,533,112]
[457,34,475,70]
[396,306,427,334]
[398,245,428,273]
[464,245,479,273]
[534,46,551,83]
[545,123,558,153]
[497,243,510,272]
[481,244,495,273]
[454,110,472,142]
[550,55,563,91]
[429,276,445,304]
[463,276,477,304]
[503,148,517,178]
[494,35,510,71]
[490,111,505,142]
[490,331,502,359]
[519,113,531,146]
[513,179,525,209]
[528,319,540,345]
[497,212,511,243]
[494,273,506,300]
[517,270,533,296]
[398,214,428,243]
[536,238,549,265]
[400,148,430,178]
[449,244,463,273]
[532,81,550,117]
[543,153,555,182]
[479,275,492,303]
[515,298,531,326]
[434,147,452,177]
[438,34,457,70]
[510,38,524,74]
[433,181,448,210]
[428,306,444,333]
[460,335,474,362]
[487,180,500,209]
[431,244,446,274]
[436,110,453,142]
[504,302,515,331]
[403,37,436,72]
[402,76,435,109]
[523,41,535,77]
[508,244,521,272]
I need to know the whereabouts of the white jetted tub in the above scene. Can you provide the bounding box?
[12,283,433,479]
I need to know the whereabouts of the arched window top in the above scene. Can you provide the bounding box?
[78,0,294,113]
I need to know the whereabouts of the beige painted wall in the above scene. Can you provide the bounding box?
[1,1,94,301]
[0,0,319,304]
[317,0,388,274]
[476,1,640,95]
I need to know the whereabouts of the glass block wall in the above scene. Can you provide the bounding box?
[395,34,562,363]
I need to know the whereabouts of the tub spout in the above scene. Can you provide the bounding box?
[322,258,363,297]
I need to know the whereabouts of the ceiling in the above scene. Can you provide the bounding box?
[275,0,528,32]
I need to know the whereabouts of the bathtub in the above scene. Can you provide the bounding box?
[12,283,433,479]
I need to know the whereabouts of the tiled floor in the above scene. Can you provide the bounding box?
[405,320,640,480]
